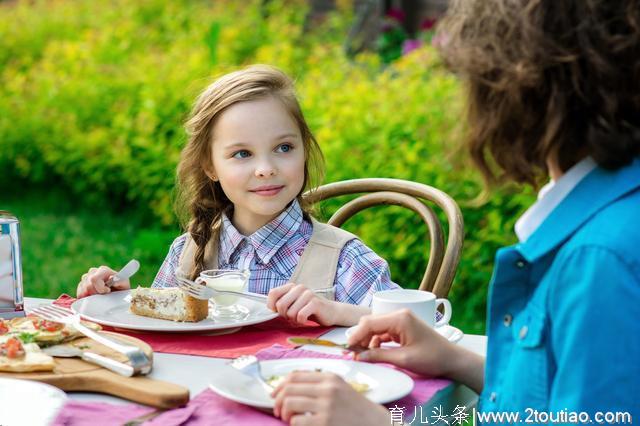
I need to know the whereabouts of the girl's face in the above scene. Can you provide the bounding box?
[210,96,306,235]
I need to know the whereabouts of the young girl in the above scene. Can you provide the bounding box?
[76,65,399,326]
[272,1,640,424]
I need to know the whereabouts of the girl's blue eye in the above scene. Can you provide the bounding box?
[277,144,292,153]
[232,150,251,159]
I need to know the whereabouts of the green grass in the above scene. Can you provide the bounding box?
[3,186,178,299]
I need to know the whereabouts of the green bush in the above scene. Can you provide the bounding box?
[0,0,536,334]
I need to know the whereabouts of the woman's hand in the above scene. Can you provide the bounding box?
[272,371,390,426]
[349,309,485,393]
[267,283,337,326]
[76,265,131,298]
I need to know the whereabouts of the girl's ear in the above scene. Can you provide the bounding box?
[204,167,218,182]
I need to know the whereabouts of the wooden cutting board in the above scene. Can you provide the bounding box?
[0,331,189,409]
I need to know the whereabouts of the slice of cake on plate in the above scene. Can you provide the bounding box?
[129,287,209,322]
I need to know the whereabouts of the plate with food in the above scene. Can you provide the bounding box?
[209,358,414,409]
[70,288,279,332]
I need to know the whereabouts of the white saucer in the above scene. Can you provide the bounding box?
[345,323,464,344]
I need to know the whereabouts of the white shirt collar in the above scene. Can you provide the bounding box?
[515,157,597,242]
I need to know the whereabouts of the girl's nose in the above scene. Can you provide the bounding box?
[255,161,277,177]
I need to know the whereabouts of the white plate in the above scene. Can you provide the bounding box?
[0,377,67,425]
[209,358,414,409]
[345,324,464,344]
[71,290,278,333]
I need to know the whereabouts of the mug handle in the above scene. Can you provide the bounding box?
[195,277,206,285]
[434,298,452,327]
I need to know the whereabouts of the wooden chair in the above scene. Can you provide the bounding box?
[303,178,463,298]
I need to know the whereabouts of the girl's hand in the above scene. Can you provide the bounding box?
[348,309,485,393]
[271,370,390,426]
[76,266,131,298]
[267,283,337,326]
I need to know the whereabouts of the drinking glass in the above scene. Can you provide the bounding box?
[196,269,250,321]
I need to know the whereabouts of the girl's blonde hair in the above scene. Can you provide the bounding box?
[176,65,325,279]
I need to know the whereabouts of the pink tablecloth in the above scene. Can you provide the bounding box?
[53,294,333,359]
[52,345,452,426]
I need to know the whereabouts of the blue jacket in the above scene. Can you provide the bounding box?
[480,158,640,422]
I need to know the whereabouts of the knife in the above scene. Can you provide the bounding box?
[287,337,368,353]
[43,345,135,376]
[105,259,140,288]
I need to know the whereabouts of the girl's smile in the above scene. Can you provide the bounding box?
[250,184,286,196]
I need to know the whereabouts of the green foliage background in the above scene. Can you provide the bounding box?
[0,0,536,334]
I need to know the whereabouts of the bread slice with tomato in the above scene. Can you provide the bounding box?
[3,316,101,346]
[0,335,55,372]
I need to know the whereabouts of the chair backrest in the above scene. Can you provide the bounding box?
[303,178,463,298]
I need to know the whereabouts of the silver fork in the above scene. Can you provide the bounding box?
[176,276,335,302]
[228,355,273,393]
[30,305,152,376]
[176,276,268,302]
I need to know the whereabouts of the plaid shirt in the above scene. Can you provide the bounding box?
[152,200,399,306]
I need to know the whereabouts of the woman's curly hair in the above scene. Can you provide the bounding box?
[437,0,640,186]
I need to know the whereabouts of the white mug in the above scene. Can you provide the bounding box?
[372,289,452,327]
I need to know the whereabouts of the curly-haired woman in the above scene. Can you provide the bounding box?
[272,1,640,424]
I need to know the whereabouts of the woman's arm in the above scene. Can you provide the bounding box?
[350,309,485,394]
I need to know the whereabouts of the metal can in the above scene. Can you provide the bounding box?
[0,210,25,319]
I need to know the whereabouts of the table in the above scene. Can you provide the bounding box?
[24,297,487,420]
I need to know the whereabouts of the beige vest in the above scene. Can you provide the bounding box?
[177,218,357,300]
